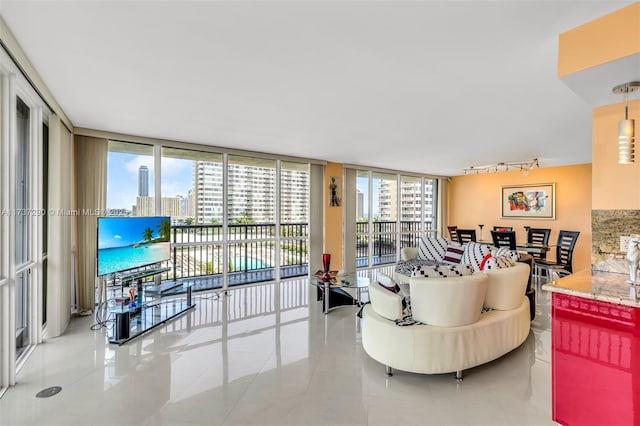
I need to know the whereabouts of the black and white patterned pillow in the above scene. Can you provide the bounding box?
[377,272,401,293]
[483,255,516,270]
[411,264,473,278]
[462,242,493,272]
[418,236,448,261]
[442,245,464,264]
[449,264,474,276]
[494,247,520,262]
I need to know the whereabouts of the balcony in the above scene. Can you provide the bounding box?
[161,223,309,291]
[156,220,430,291]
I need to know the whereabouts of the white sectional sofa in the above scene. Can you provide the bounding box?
[362,262,531,380]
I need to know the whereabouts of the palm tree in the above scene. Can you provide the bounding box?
[142,227,154,242]
[158,218,171,241]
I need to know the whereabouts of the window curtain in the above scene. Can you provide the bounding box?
[74,135,107,312]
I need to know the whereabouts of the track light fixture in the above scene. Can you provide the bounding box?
[464,158,539,175]
[613,81,639,164]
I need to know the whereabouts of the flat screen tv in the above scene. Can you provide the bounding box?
[97,216,171,276]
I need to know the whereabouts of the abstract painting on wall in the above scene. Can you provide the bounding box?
[500,183,555,219]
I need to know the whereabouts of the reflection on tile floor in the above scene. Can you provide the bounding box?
[0,275,555,425]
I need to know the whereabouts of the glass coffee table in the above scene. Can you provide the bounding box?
[312,273,370,314]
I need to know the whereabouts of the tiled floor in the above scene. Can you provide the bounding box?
[0,274,555,426]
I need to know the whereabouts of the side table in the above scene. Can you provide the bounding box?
[312,274,369,314]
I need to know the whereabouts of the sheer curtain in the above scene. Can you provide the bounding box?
[74,135,107,312]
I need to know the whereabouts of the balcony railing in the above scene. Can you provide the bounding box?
[163,223,309,284]
[158,220,432,285]
[356,220,433,266]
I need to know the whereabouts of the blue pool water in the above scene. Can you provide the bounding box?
[233,256,270,270]
[98,243,170,275]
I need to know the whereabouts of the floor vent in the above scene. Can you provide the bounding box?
[35,386,62,398]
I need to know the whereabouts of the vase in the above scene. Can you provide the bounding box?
[322,253,332,282]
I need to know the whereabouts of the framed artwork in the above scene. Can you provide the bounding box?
[329,176,342,207]
[500,183,555,219]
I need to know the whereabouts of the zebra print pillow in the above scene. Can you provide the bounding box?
[418,236,448,261]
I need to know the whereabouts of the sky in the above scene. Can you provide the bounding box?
[97,216,166,249]
[106,152,194,210]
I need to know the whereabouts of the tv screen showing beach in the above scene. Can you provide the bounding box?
[97,216,171,276]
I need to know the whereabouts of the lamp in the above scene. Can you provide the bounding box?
[613,82,639,164]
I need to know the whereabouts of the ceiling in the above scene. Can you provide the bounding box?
[0,0,635,176]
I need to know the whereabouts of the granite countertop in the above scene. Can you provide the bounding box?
[542,269,640,307]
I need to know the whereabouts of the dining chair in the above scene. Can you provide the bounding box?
[490,230,517,250]
[456,229,477,244]
[535,230,580,280]
[493,226,513,232]
[527,228,551,261]
[447,226,458,242]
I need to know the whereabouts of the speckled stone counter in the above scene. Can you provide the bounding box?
[542,269,640,307]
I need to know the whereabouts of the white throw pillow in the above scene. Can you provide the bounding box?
[494,247,520,262]
[483,255,516,270]
[418,236,448,261]
[411,264,473,278]
[462,242,493,272]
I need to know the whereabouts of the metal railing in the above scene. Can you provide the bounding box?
[163,223,309,282]
[160,220,435,282]
[356,220,434,266]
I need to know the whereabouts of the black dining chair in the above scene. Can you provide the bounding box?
[536,230,580,280]
[491,230,517,250]
[447,226,458,242]
[527,228,551,261]
[456,229,477,244]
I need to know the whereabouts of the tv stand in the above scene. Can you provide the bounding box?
[110,267,195,345]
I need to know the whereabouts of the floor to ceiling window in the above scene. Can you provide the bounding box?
[355,169,438,268]
[105,141,311,290]
[15,97,31,358]
[161,147,223,279]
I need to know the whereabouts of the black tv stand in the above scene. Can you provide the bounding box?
[110,267,195,345]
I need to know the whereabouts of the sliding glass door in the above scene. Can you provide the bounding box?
[354,169,439,268]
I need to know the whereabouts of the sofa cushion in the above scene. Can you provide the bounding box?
[442,245,464,264]
[418,236,448,261]
[411,264,473,278]
[409,273,489,327]
[462,242,492,272]
[368,281,405,321]
[484,262,530,311]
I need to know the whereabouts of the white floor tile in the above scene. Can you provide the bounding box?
[0,277,554,426]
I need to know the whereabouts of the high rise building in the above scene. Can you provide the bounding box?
[138,165,149,197]
[162,197,182,218]
[378,180,398,221]
[378,178,436,225]
[193,160,309,224]
[135,196,154,216]
[194,161,223,224]
[280,165,309,222]
[356,189,364,220]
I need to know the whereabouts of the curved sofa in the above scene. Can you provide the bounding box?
[362,262,531,380]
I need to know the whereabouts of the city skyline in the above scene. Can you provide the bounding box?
[107,152,432,224]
